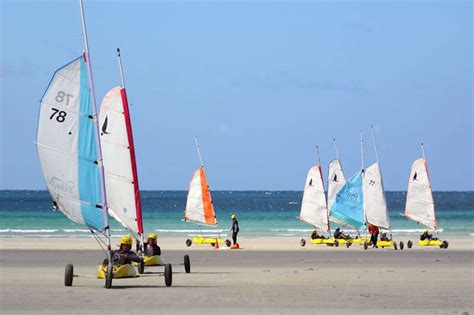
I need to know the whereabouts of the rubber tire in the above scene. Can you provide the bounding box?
[138,260,145,274]
[363,241,368,250]
[393,242,398,250]
[210,243,215,247]
[334,240,339,247]
[105,264,113,289]
[407,240,413,249]
[399,241,404,250]
[225,239,232,247]
[184,255,191,273]
[443,241,449,249]
[346,242,350,248]
[300,238,306,247]
[185,239,192,247]
[164,263,172,287]
[64,264,73,287]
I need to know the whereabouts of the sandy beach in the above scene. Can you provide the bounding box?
[1,236,473,314]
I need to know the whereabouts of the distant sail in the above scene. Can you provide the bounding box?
[405,158,436,229]
[330,171,365,229]
[363,162,390,229]
[299,166,329,232]
[327,159,346,212]
[184,166,217,225]
[36,56,104,230]
[99,86,143,234]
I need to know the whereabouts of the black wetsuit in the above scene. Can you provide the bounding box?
[231,218,239,245]
[144,243,161,256]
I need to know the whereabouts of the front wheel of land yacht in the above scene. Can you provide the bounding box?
[334,240,339,247]
[399,241,404,250]
[363,241,368,250]
[225,239,232,247]
[346,242,351,248]
[164,263,172,287]
[407,240,413,249]
[184,255,191,273]
[64,264,73,287]
[441,240,449,249]
[105,264,113,289]
[300,238,306,247]
[393,242,398,250]
[138,260,145,274]
[185,239,192,247]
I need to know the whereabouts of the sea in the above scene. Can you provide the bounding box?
[0,190,473,238]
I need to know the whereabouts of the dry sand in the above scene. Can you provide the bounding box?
[1,237,473,314]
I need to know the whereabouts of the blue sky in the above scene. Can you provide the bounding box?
[1,0,472,191]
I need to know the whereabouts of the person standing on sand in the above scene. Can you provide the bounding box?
[368,223,379,248]
[230,214,239,245]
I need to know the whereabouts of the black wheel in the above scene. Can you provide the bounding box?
[210,243,215,247]
[443,241,449,249]
[407,240,413,249]
[346,242,350,248]
[225,239,232,247]
[164,263,172,287]
[185,239,192,247]
[334,240,339,247]
[399,241,404,250]
[184,255,191,273]
[300,238,306,247]
[105,264,113,289]
[364,241,368,250]
[393,242,398,250]
[138,260,145,274]
[64,264,73,287]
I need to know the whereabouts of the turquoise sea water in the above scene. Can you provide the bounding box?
[0,190,473,238]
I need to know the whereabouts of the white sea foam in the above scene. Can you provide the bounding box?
[0,229,58,233]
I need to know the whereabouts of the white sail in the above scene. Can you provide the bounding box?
[184,167,216,225]
[36,56,104,230]
[327,159,346,212]
[99,86,142,234]
[299,166,329,232]
[363,162,390,229]
[405,158,436,229]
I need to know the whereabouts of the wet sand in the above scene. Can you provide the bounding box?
[1,237,473,314]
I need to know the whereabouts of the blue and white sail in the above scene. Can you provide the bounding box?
[36,55,105,230]
[330,171,365,229]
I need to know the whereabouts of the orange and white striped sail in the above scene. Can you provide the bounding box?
[184,166,216,225]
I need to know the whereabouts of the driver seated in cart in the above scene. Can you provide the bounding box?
[310,229,327,240]
[380,232,390,242]
[420,229,437,241]
[334,227,352,240]
[103,235,142,266]
[144,233,161,256]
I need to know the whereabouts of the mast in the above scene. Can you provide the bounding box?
[370,125,390,231]
[116,48,144,247]
[360,130,364,172]
[116,48,126,88]
[78,0,111,248]
[332,138,340,161]
[195,137,205,167]
[421,142,426,160]
[316,145,321,166]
